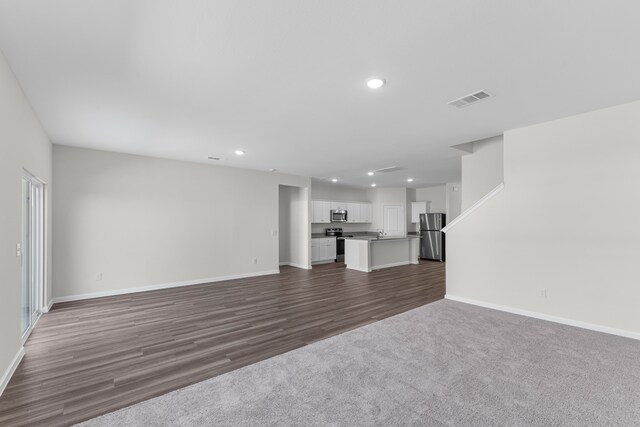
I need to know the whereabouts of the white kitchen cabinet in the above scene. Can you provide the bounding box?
[359,203,372,223]
[330,201,347,211]
[311,200,331,223]
[311,237,336,263]
[347,202,372,223]
[311,240,321,261]
[346,202,361,222]
[313,200,372,224]
[325,238,337,260]
[411,201,431,223]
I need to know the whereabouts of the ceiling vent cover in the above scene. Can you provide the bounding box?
[374,166,405,173]
[448,90,494,108]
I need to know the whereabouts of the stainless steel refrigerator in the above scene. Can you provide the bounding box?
[419,213,445,261]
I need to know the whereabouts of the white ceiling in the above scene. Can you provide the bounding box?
[1,1,640,188]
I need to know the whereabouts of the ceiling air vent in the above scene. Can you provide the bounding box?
[448,90,494,108]
[374,166,405,174]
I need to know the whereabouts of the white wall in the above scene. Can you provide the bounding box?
[445,182,462,224]
[0,50,52,391]
[415,185,446,213]
[279,185,309,268]
[461,135,504,211]
[406,188,416,232]
[311,182,451,235]
[446,100,640,335]
[311,181,370,202]
[415,184,463,226]
[367,187,407,235]
[279,186,292,262]
[53,145,310,299]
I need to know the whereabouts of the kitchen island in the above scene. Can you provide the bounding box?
[344,236,421,272]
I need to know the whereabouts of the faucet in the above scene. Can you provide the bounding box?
[377,230,384,239]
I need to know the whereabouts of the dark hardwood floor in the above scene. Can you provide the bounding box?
[0,261,445,426]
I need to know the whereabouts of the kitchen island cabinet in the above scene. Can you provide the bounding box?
[344,236,420,272]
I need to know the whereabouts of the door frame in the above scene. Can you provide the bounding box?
[381,204,406,237]
[21,170,46,343]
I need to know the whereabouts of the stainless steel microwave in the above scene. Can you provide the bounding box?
[330,210,347,222]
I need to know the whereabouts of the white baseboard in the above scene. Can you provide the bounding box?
[0,347,25,397]
[311,260,335,265]
[279,262,311,270]
[42,300,53,313]
[21,312,44,346]
[372,261,412,270]
[51,269,281,305]
[346,265,370,273]
[445,294,640,341]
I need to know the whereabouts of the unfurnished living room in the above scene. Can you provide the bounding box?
[1,1,640,426]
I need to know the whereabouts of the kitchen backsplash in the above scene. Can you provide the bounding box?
[311,223,374,234]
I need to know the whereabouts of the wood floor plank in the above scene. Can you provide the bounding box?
[0,261,445,426]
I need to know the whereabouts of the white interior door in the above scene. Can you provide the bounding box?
[382,204,405,237]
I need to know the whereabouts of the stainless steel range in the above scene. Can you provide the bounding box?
[325,228,354,262]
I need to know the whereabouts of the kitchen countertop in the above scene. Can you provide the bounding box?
[347,235,421,242]
[311,232,379,239]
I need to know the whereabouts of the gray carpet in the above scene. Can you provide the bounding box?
[79,300,640,426]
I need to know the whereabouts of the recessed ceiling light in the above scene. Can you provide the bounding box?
[367,171,374,176]
[407,178,414,182]
[234,150,245,156]
[207,156,223,161]
[371,183,377,187]
[366,77,386,89]
[331,178,338,182]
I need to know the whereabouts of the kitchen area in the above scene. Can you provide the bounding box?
[310,183,447,272]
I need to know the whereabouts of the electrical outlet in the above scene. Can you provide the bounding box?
[16,243,21,257]
[271,229,278,237]
[539,288,547,298]
[96,272,103,281]
[252,258,258,265]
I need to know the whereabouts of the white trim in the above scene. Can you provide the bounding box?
[311,260,335,265]
[381,203,406,237]
[42,300,53,313]
[280,262,311,270]
[0,347,25,397]
[51,270,280,305]
[372,260,413,271]
[445,294,640,341]
[441,183,504,233]
[21,312,42,346]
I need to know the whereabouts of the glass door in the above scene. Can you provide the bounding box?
[21,178,31,335]
[21,173,44,338]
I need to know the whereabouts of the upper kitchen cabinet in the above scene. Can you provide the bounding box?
[312,200,372,223]
[344,202,372,223]
[346,202,360,222]
[311,200,331,223]
[330,201,347,211]
[411,201,432,223]
[360,203,372,223]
